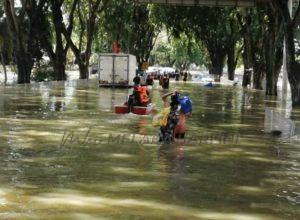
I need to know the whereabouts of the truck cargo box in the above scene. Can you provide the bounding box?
[98,53,136,88]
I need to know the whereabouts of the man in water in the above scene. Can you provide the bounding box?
[127,85,150,113]
[161,74,170,89]
[183,71,188,82]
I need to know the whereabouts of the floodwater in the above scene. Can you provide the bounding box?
[0,80,299,219]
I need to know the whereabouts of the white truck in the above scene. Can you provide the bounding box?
[97,53,137,87]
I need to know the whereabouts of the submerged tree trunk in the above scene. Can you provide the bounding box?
[264,6,283,96]
[208,46,226,76]
[238,9,253,88]
[78,62,89,79]
[4,0,32,84]
[50,0,70,81]
[286,24,300,106]
[0,53,7,84]
[264,36,277,96]
[252,62,264,90]
[242,29,253,87]
[242,42,252,87]
[265,74,278,96]
[53,59,67,81]
[15,49,32,84]
[272,1,300,106]
[63,0,110,80]
[242,34,252,87]
[4,0,47,84]
[227,43,236,81]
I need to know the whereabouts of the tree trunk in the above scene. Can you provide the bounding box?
[290,63,300,106]
[264,35,276,96]
[252,63,264,90]
[239,9,253,88]
[265,45,283,96]
[4,0,32,84]
[209,50,225,76]
[263,6,284,96]
[227,43,235,81]
[51,1,68,81]
[242,69,252,87]
[79,62,89,79]
[265,75,278,96]
[242,38,252,87]
[54,59,66,81]
[286,23,300,106]
[0,53,7,84]
[15,49,32,84]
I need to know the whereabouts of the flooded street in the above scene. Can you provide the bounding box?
[0,80,299,219]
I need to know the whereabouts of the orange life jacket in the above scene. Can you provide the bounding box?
[135,86,149,105]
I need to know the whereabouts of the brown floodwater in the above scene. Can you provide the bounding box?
[0,80,299,219]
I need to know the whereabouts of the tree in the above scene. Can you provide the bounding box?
[37,0,78,81]
[237,9,254,87]
[3,0,45,83]
[223,11,242,81]
[154,6,239,78]
[171,34,208,70]
[238,6,283,96]
[103,1,160,70]
[273,1,300,106]
[150,41,174,67]
[263,5,284,96]
[62,0,111,79]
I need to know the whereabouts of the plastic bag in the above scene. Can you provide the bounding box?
[152,107,170,127]
[179,96,192,114]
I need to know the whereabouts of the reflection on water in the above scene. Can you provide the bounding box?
[0,80,299,219]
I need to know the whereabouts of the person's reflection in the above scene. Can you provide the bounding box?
[75,89,89,110]
[241,90,252,110]
[111,89,116,110]
[158,143,184,174]
[54,96,65,112]
[137,118,149,135]
[158,143,186,196]
[224,91,233,110]
[49,89,66,112]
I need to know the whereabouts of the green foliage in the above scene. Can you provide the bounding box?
[150,33,208,69]
[102,1,161,67]
[31,65,56,82]
[153,6,241,74]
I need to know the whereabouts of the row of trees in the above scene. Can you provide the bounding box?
[0,1,300,106]
[153,2,300,106]
[0,0,160,82]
